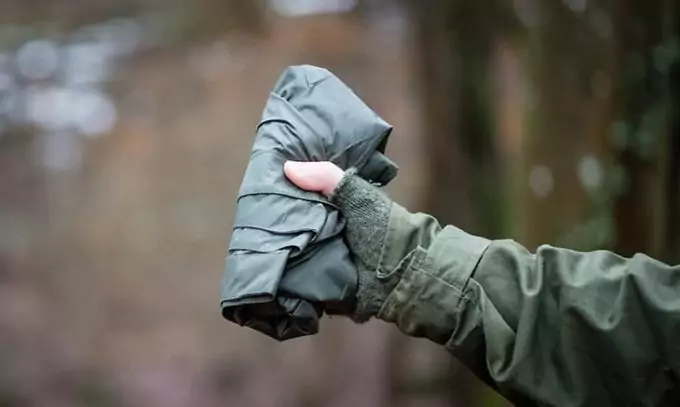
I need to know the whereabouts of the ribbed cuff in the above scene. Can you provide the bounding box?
[330,168,393,322]
[330,168,391,269]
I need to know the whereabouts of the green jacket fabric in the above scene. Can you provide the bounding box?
[330,172,680,407]
[220,65,398,341]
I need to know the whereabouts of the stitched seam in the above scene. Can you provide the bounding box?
[412,267,469,301]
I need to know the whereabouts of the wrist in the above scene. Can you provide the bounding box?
[330,168,392,270]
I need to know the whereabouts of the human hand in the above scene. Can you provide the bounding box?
[284,160,394,323]
[283,161,345,197]
[284,159,390,269]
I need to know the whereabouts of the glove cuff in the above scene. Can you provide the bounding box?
[329,168,392,269]
[349,260,392,323]
[330,168,394,322]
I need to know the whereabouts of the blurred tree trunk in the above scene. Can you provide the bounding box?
[410,0,512,236]
[665,23,680,262]
[406,1,514,406]
[408,1,477,405]
[610,0,677,259]
[518,1,617,251]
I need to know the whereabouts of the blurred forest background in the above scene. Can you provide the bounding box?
[0,0,678,406]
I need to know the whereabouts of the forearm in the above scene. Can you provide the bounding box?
[468,242,680,405]
[331,170,680,406]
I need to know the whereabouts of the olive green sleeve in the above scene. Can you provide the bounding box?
[378,210,680,406]
[331,172,680,406]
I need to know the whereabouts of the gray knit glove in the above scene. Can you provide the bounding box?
[329,168,395,322]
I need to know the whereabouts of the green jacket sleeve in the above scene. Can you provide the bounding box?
[377,204,680,406]
[330,172,680,407]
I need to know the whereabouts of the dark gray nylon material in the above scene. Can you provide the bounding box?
[220,65,398,340]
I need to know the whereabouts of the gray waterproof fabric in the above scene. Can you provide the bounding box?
[220,65,399,341]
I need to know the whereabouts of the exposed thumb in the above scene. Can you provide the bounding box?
[284,161,344,197]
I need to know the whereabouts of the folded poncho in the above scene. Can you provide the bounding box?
[220,65,398,341]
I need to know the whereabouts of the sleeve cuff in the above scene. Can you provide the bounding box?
[377,220,491,344]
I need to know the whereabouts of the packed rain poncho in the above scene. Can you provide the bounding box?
[220,65,399,340]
